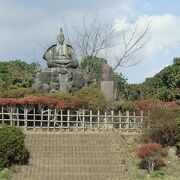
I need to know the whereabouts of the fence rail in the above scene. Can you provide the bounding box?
[0,107,144,131]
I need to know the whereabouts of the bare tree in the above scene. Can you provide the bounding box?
[113,23,151,70]
[73,16,116,59]
[70,15,150,84]
[70,16,116,84]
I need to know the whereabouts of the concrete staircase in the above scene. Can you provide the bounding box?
[12,132,131,180]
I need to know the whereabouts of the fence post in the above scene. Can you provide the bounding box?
[67,110,70,129]
[40,108,43,130]
[76,111,79,130]
[33,108,36,131]
[119,111,121,130]
[111,110,114,129]
[24,108,27,131]
[2,107,4,124]
[16,107,19,127]
[133,111,136,130]
[105,111,107,130]
[10,108,13,125]
[47,109,50,132]
[82,109,85,131]
[126,111,130,131]
[90,110,92,129]
[60,110,63,129]
[97,110,100,129]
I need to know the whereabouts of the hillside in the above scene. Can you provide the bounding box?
[127,58,180,101]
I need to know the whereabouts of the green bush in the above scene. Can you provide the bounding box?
[48,92,74,103]
[74,87,107,110]
[109,101,137,112]
[0,88,42,98]
[0,125,30,169]
[0,168,11,179]
[46,88,107,110]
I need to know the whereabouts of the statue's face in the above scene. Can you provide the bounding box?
[57,36,65,45]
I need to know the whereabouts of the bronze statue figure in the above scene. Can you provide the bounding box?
[43,28,79,68]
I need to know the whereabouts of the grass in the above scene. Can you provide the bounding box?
[0,168,11,180]
[112,133,180,180]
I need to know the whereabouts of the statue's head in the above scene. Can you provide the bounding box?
[57,28,65,45]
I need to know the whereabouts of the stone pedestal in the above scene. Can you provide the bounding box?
[33,67,85,93]
[100,64,117,101]
[101,81,116,101]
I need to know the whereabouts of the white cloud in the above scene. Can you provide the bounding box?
[114,14,180,59]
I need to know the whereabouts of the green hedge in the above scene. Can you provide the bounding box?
[0,125,30,169]
[73,87,107,110]
[0,88,42,98]
[108,101,138,112]
[49,87,107,110]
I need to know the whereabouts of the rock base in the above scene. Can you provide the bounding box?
[33,67,85,93]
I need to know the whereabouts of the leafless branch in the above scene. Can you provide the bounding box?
[43,15,151,84]
[113,22,151,70]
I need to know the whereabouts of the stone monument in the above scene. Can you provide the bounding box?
[33,28,85,93]
[100,64,117,101]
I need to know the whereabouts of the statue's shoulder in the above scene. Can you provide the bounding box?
[66,43,73,48]
[46,43,72,49]
[43,43,57,60]
[66,44,74,51]
[46,43,57,51]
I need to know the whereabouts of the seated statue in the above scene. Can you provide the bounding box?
[43,28,79,69]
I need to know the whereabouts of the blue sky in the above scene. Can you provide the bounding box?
[0,0,180,83]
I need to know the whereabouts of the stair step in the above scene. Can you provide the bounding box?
[11,133,127,180]
[30,151,120,158]
[26,145,119,150]
[17,165,123,173]
[28,158,121,165]
[12,173,119,180]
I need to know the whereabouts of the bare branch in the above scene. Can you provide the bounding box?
[65,15,151,84]
[113,22,151,70]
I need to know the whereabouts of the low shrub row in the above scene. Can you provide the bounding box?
[108,99,179,114]
[0,96,69,110]
[0,87,107,110]
[0,88,42,98]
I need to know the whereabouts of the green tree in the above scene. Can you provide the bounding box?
[79,56,107,85]
[127,57,180,101]
[114,72,128,99]
[0,60,37,92]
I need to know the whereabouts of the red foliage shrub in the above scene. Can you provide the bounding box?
[71,99,89,109]
[0,96,93,110]
[0,96,69,110]
[137,143,167,173]
[136,99,162,115]
[163,101,178,107]
[136,99,179,115]
[137,143,163,158]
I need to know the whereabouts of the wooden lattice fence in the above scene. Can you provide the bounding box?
[0,107,144,131]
